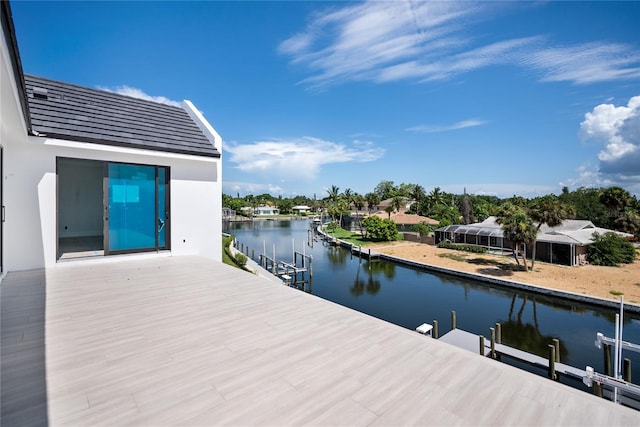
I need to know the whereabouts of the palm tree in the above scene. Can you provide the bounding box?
[528,197,574,269]
[429,187,444,207]
[326,185,340,203]
[365,192,380,214]
[600,186,632,225]
[384,205,394,219]
[496,204,537,271]
[352,193,366,234]
[615,208,640,237]
[342,188,353,206]
[391,195,405,213]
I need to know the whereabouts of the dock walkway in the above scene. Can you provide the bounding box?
[2,256,637,425]
[440,328,586,380]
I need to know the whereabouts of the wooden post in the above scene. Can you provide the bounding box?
[594,383,603,398]
[624,358,632,382]
[495,323,502,344]
[604,344,612,376]
[432,320,438,339]
[479,336,485,356]
[368,248,371,261]
[252,249,254,259]
[552,338,560,363]
[451,311,457,331]
[490,327,496,359]
[548,345,557,380]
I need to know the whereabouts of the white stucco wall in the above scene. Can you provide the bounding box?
[5,136,221,271]
[1,21,30,275]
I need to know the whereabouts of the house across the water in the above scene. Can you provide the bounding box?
[292,205,311,214]
[253,205,279,216]
[435,216,632,267]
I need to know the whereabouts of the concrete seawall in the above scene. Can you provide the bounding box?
[317,228,640,314]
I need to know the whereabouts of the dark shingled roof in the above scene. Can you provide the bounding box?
[24,74,220,158]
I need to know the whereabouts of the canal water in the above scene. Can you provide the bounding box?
[225,219,640,385]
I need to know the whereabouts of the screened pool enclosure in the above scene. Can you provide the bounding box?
[432,216,619,267]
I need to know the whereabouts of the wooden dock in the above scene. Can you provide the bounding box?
[439,328,586,381]
[2,256,638,425]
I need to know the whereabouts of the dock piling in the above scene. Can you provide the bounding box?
[496,323,502,344]
[552,339,560,363]
[479,335,485,356]
[432,320,438,339]
[548,345,557,380]
[451,311,457,331]
[490,327,496,359]
[624,358,632,382]
[594,383,603,398]
[604,344,612,376]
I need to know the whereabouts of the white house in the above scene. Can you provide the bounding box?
[0,1,222,272]
[435,216,633,267]
[254,205,279,216]
[292,205,311,214]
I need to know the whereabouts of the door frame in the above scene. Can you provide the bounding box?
[56,157,170,260]
[103,160,171,256]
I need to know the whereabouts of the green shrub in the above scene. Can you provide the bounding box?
[412,222,434,237]
[362,216,398,241]
[588,232,636,266]
[234,253,248,267]
[437,241,487,253]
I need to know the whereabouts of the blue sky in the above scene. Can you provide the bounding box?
[11,1,640,198]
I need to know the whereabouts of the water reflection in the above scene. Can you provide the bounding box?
[501,295,569,360]
[226,219,640,380]
[326,245,348,265]
[351,262,382,296]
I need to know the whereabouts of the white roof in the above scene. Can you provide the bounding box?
[440,216,632,246]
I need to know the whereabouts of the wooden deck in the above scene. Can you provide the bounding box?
[1,255,638,426]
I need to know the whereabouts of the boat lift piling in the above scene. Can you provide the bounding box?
[415,306,640,409]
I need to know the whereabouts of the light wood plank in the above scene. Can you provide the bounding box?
[1,255,638,426]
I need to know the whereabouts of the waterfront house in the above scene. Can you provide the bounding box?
[435,216,633,266]
[254,205,279,216]
[292,205,311,214]
[0,1,222,272]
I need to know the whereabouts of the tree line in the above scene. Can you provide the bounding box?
[223,181,640,239]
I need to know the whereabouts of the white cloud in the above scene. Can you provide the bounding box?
[97,85,182,107]
[223,181,285,197]
[279,1,640,88]
[563,97,640,197]
[406,119,488,133]
[225,136,385,181]
[521,43,640,85]
[580,96,640,180]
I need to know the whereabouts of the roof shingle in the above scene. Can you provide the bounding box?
[24,74,220,158]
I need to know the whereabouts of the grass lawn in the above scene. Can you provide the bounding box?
[222,235,241,269]
[324,226,401,246]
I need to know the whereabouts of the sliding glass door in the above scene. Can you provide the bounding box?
[105,162,169,254]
